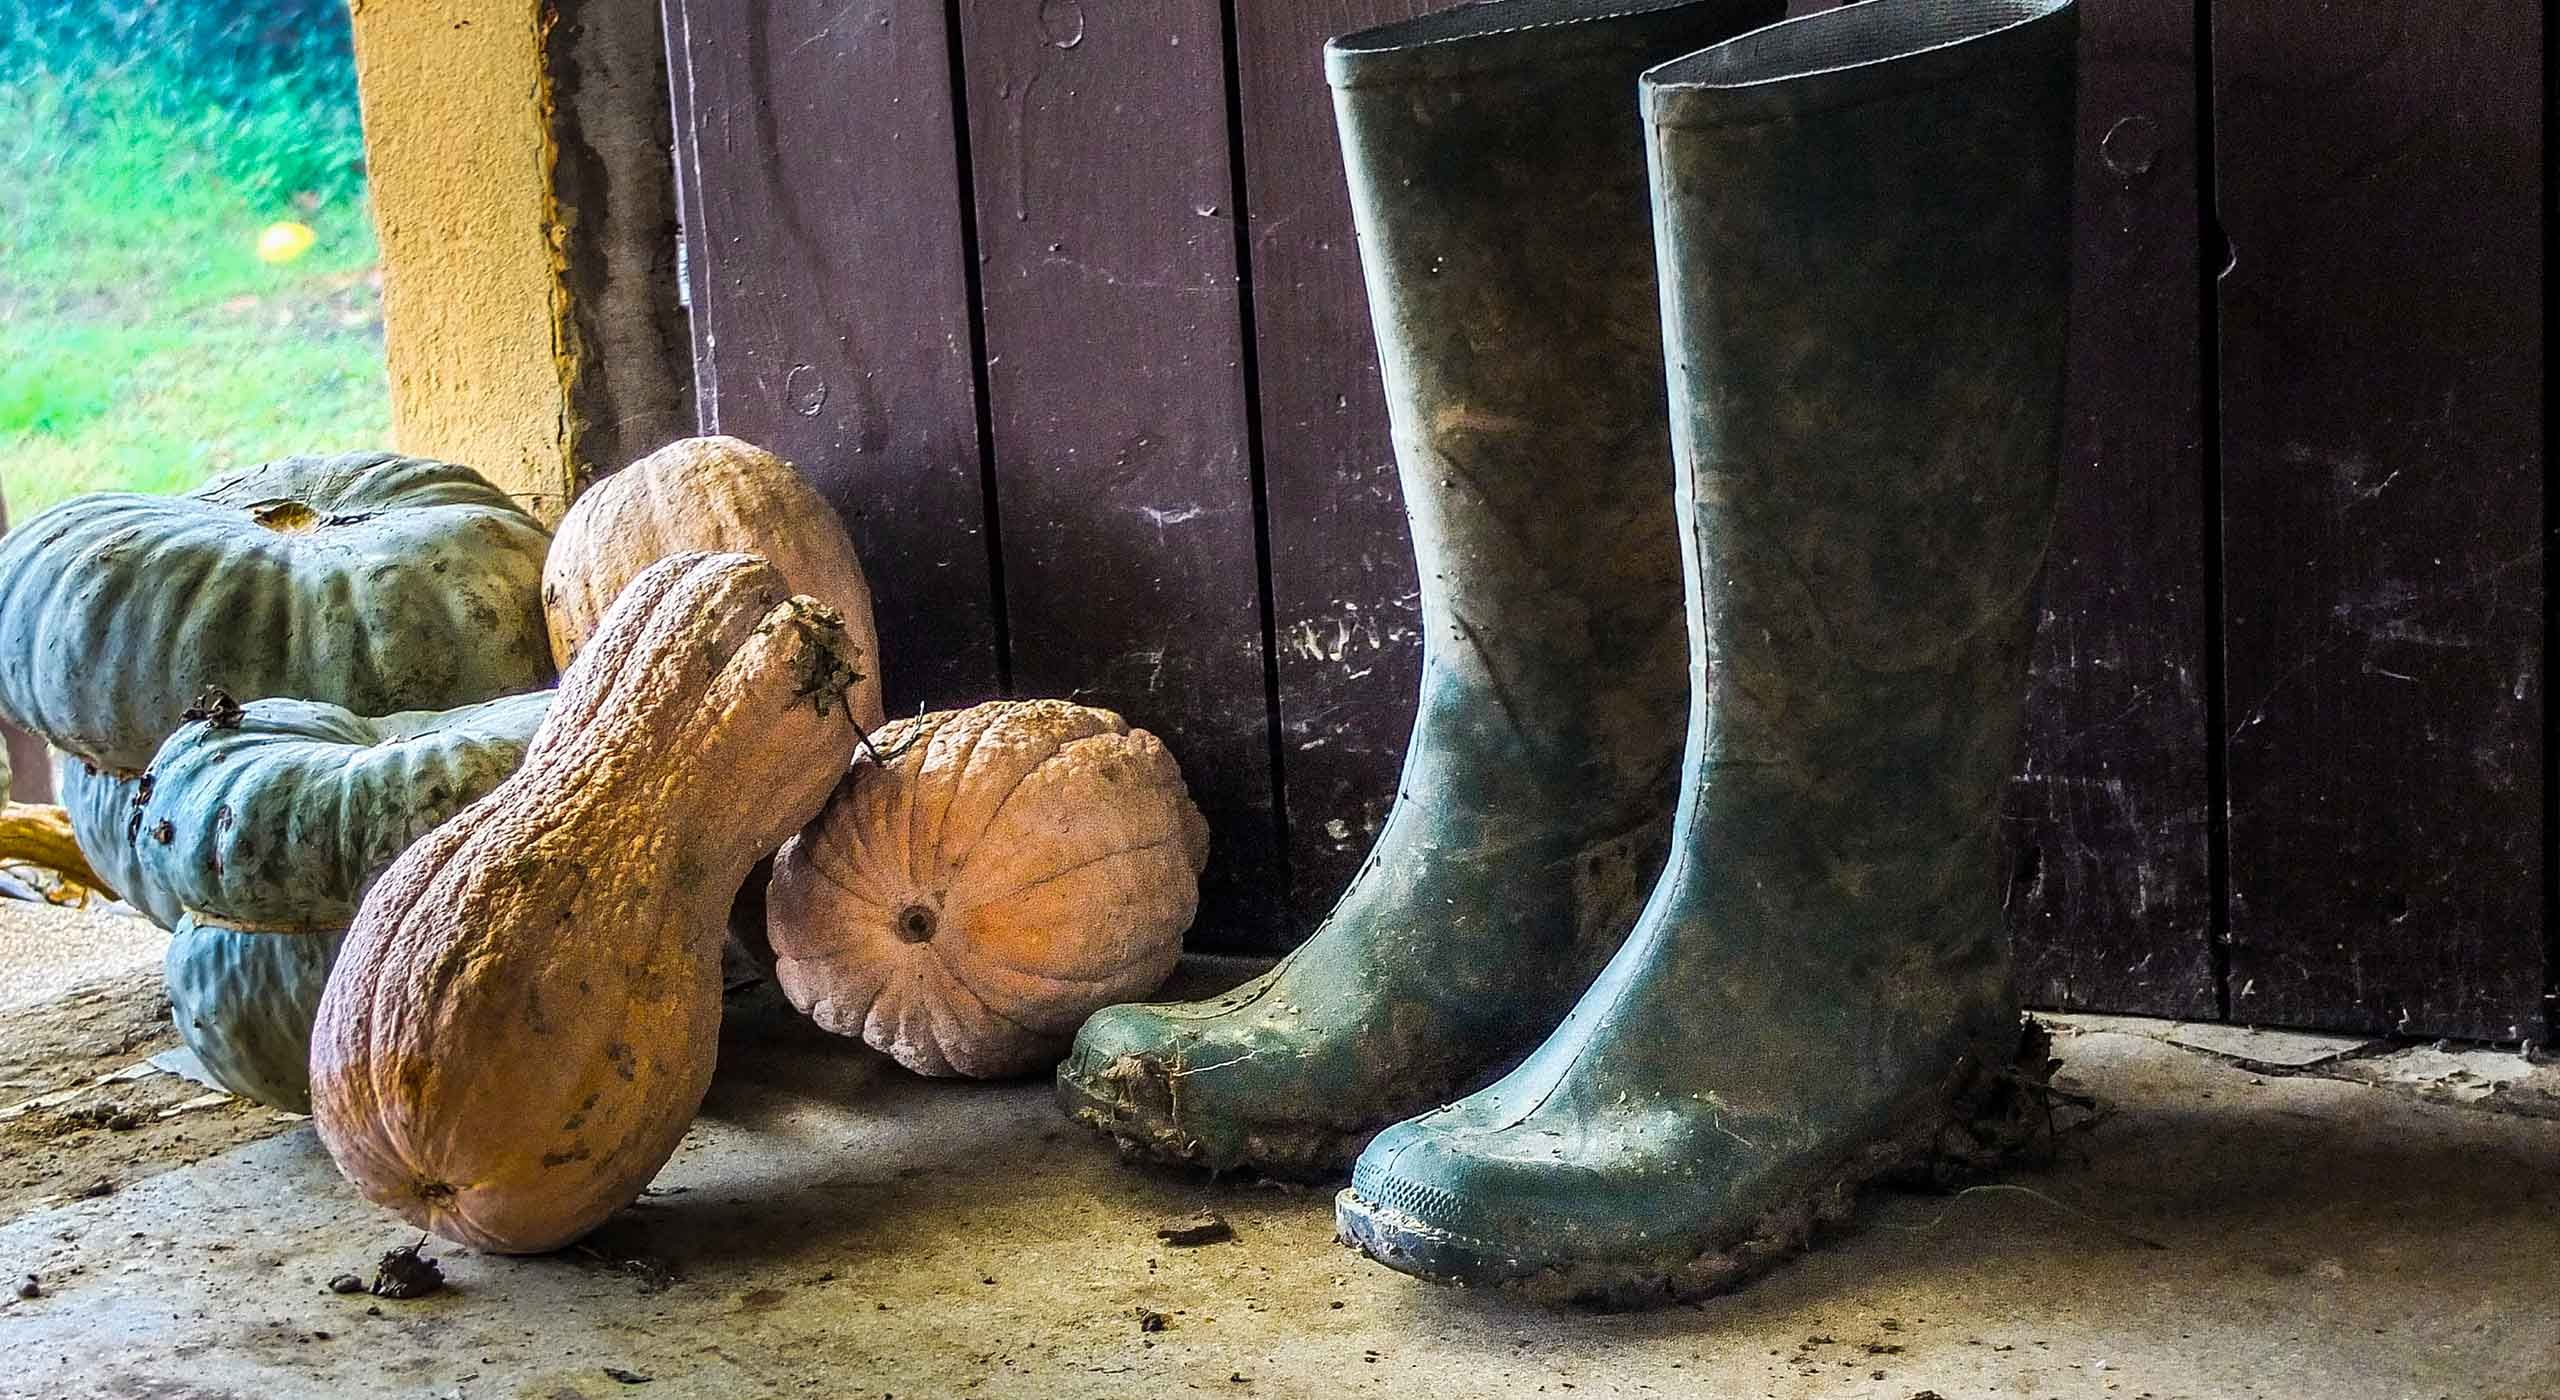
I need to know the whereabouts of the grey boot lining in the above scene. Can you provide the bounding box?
[1646,0,2074,125]
[1329,0,1784,90]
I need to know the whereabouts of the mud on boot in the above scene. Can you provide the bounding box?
[1055,0,1785,1178]
[1339,1018,2065,1307]
[1335,0,2083,1299]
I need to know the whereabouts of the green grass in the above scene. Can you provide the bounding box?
[0,73,388,520]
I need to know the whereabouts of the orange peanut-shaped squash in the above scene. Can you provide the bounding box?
[310,552,862,1253]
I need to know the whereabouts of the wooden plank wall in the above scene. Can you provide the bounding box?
[662,0,1003,713]
[2004,0,2218,1018]
[1235,0,1433,926]
[2212,0,2546,1040]
[667,0,2552,1037]
[954,0,1285,939]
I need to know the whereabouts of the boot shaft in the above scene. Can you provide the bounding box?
[1644,0,2077,893]
[1335,7,2085,1293]
[1324,0,1781,837]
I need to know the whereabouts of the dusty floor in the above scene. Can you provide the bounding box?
[0,907,289,1222]
[0,899,162,1014]
[0,920,2552,1400]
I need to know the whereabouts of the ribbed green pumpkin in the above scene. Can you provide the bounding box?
[166,918,351,1113]
[137,692,554,1110]
[134,692,554,931]
[55,758,169,925]
[0,452,553,776]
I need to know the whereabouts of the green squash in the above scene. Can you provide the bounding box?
[167,918,351,1114]
[0,452,553,775]
[129,692,554,1109]
[132,691,555,932]
[55,758,174,926]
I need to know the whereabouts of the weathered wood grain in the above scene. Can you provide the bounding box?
[659,0,714,402]
[2003,0,2218,1018]
[2213,0,2545,1039]
[955,0,1283,946]
[664,0,1002,714]
[546,0,694,486]
[1235,0,1435,937]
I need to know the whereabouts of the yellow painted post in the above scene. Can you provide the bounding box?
[347,0,689,522]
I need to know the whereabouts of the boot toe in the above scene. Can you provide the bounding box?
[1341,1108,1706,1292]
[1055,995,1381,1177]
[1055,1002,1228,1164]
[1344,1088,1859,1306]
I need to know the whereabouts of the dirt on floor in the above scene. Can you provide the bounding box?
[0,967,300,1222]
[0,931,2553,1400]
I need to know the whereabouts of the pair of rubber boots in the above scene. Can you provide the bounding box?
[1059,0,2077,1306]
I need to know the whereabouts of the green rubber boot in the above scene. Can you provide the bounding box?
[1057,0,1782,1177]
[1336,0,2078,1303]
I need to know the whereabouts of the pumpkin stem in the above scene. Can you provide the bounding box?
[785,611,865,720]
[852,704,930,767]
[248,499,320,532]
[180,687,246,730]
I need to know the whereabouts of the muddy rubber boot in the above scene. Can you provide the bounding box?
[1056,0,1783,1177]
[1335,0,2078,1302]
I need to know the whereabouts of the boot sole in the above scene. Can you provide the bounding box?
[1056,1056,1382,1181]
[1334,1019,2061,1309]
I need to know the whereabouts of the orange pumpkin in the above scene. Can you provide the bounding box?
[767,700,1208,1078]
[543,435,885,730]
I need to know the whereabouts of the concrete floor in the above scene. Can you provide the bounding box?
[0,899,163,1014]
[0,935,2554,1399]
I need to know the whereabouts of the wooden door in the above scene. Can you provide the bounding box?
[666,0,2550,1038]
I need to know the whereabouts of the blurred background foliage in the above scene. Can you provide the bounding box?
[0,0,389,517]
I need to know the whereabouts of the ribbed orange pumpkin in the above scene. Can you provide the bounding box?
[767,700,1208,1078]
[543,435,885,729]
[310,552,861,1252]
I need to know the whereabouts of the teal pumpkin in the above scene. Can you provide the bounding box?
[167,918,351,1113]
[0,452,553,775]
[132,691,554,932]
[131,692,553,1109]
[55,758,173,926]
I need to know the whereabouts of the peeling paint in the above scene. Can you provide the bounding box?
[1284,608,1413,664]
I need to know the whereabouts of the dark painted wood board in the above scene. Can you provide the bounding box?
[547,0,695,486]
[665,0,1002,714]
[659,0,715,407]
[955,0,1283,946]
[1234,0,1435,937]
[2003,0,2217,1019]
[2213,0,2545,1039]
